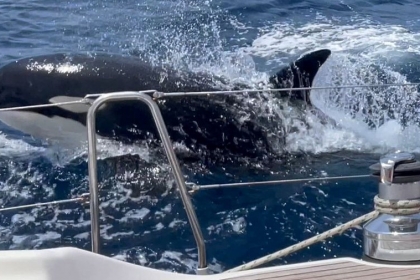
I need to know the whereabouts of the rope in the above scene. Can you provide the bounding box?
[154,82,420,98]
[187,174,371,193]
[0,193,90,212]
[0,99,91,112]
[224,210,380,273]
[225,194,420,273]
[0,83,417,112]
[374,195,420,215]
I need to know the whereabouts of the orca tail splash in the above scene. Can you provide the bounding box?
[269,49,332,104]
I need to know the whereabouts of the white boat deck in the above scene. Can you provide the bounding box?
[1,247,420,280]
[225,259,420,280]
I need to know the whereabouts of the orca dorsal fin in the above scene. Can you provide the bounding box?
[269,49,331,104]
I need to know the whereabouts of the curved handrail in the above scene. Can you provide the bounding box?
[86,91,208,274]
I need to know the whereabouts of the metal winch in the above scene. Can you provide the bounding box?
[364,151,420,264]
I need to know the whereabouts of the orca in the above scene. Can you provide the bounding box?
[0,49,331,161]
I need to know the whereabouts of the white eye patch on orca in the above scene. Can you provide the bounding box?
[48,95,109,114]
[49,96,91,114]
[0,110,96,149]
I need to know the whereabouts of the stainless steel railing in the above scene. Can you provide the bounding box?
[86,90,208,274]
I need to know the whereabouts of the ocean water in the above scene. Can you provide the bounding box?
[0,0,420,274]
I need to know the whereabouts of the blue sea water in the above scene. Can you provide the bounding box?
[1,0,420,274]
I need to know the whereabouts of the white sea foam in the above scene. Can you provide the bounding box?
[244,16,420,60]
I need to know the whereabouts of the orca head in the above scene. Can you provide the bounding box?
[269,49,331,105]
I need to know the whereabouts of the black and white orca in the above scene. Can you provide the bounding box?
[0,49,331,161]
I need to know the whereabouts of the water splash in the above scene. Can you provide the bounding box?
[238,16,420,154]
[311,53,420,153]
